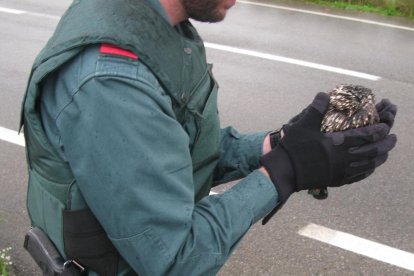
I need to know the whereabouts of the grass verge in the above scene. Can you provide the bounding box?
[300,0,414,19]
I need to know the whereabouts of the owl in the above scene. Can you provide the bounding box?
[309,84,380,199]
[321,85,380,133]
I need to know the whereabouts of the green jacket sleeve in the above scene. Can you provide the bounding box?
[41,50,277,275]
[213,127,268,185]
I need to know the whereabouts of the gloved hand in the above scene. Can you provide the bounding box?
[260,92,397,224]
[376,98,397,128]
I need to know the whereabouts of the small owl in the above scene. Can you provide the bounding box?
[309,84,380,199]
[321,85,380,133]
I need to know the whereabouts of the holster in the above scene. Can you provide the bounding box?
[63,208,118,276]
[24,227,83,276]
[24,208,119,276]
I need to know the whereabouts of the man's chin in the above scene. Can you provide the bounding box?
[192,11,226,23]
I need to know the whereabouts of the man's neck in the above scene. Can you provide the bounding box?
[159,0,188,25]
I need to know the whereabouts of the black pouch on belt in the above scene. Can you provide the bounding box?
[63,208,118,276]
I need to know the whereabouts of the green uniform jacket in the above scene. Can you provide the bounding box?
[21,0,278,275]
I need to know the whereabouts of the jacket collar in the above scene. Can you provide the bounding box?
[144,0,171,24]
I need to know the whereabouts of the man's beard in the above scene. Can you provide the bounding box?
[182,0,225,23]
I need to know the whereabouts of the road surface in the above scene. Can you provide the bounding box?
[0,0,413,275]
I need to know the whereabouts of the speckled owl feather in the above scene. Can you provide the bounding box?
[321,85,380,133]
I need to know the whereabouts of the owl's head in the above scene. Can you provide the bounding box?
[328,84,375,112]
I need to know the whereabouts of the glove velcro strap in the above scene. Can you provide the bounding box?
[260,146,295,203]
[260,147,295,225]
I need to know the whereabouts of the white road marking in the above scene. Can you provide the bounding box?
[0,7,25,14]
[205,42,381,80]
[0,6,61,20]
[299,223,414,272]
[238,0,414,32]
[0,127,25,147]
[0,5,384,80]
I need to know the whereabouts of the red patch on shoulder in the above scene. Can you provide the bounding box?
[100,43,138,60]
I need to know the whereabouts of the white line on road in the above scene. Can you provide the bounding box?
[205,42,381,80]
[0,127,25,147]
[0,5,384,80]
[0,6,61,20]
[0,7,25,14]
[299,223,414,272]
[238,0,414,32]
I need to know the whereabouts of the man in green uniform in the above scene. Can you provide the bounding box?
[21,0,397,275]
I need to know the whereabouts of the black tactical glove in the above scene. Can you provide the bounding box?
[260,93,397,224]
[376,98,397,128]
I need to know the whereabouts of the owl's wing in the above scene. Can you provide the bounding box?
[322,109,352,132]
[350,102,379,128]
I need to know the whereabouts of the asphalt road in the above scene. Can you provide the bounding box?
[0,0,413,275]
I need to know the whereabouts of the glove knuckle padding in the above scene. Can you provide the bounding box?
[342,134,374,146]
[348,143,378,157]
[345,170,374,184]
[346,160,375,179]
